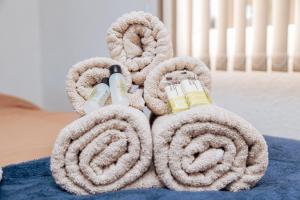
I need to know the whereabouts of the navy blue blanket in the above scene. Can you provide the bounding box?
[1,136,300,200]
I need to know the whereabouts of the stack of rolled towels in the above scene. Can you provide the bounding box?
[50,11,268,195]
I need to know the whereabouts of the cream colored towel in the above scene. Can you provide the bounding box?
[152,105,268,192]
[66,57,145,115]
[144,56,211,115]
[106,11,173,85]
[51,105,161,195]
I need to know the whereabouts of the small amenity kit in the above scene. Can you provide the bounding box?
[50,11,268,195]
[83,64,129,113]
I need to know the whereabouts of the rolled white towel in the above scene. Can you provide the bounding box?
[51,105,160,195]
[66,57,145,115]
[144,56,211,115]
[107,11,173,85]
[152,105,269,192]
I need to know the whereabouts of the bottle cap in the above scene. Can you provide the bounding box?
[109,65,122,75]
[101,77,109,86]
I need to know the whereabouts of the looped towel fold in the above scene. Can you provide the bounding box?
[51,105,154,195]
[152,105,268,192]
[144,57,211,115]
[66,57,145,115]
[106,11,173,85]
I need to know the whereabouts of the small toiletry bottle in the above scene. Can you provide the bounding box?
[109,65,129,106]
[165,84,189,113]
[83,77,110,114]
[180,79,211,107]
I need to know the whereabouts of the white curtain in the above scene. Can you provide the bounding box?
[160,0,296,72]
[252,0,268,71]
[233,0,246,71]
[295,0,300,71]
[192,0,210,66]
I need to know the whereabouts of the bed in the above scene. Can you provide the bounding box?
[0,94,299,200]
[0,94,78,166]
[0,136,299,199]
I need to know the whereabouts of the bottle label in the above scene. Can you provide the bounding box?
[165,84,189,113]
[186,91,211,106]
[118,80,128,96]
[168,96,189,113]
[110,74,129,106]
[97,89,110,105]
[88,87,98,101]
[180,79,211,107]
[87,84,110,105]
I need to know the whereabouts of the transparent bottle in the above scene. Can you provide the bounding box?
[165,83,189,113]
[180,79,211,107]
[83,77,110,114]
[109,65,129,106]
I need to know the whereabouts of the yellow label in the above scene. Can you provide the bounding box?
[118,81,127,95]
[88,87,98,100]
[186,91,211,107]
[168,96,189,113]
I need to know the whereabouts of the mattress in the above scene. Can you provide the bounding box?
[0,136,299,200]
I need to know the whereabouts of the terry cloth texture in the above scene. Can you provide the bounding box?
[66,57,145,115]
[106,11,173,85]
[51,105,161,195]
[1,136,299,200]
[144,56,211,115]
[152,105,268,192]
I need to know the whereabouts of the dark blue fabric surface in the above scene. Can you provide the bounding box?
[0,136,300,200]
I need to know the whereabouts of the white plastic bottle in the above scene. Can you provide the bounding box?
[109,65,129,106]
[83,77,110,114]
